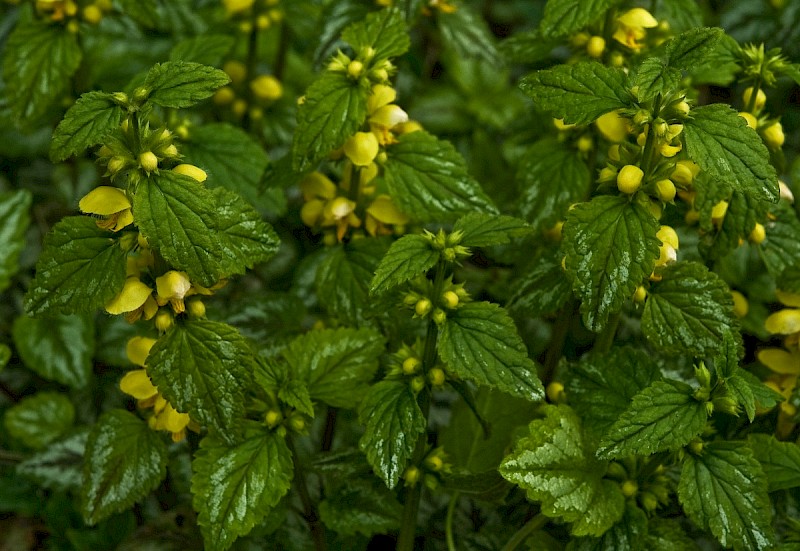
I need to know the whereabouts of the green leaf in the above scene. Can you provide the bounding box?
[0,344,10,371]
[313,0,372,65]
[439,302,544,401]
[440,470,512,502]
[760,202,800,283]
[341,8,409,62]
[653,0,703,32]
[318,479,402,537]
[278,380,315,417]
[292,71,368,171]
[0,189,31,293]
[358,380,426,489]
[596,379,708,459]
[383,130,496,222]
[146,320,253,443]
[24,217,127,316]
[565,347,662,437]
[731,369,782,413]
[630,58,682,102]
[539,0,619,38]
[726,372,757,421]
[2,22,82,125]
[143,61,230,108]
[748,434,800,492]
[500,30,557,64]
[369,234,438,295]
[50,92,125,162]
[12,314,94,389]
[282,327,385,408]
[683,104,778,203]
[516,138,591,232]
[192,423,293,551]
[678,442,774,550]
[82,410,168,525]
[500,405,625,537]
[17,430,88,492]
[642,261,739,357]
[437,4,501,65]
[117,0,159,28]
[507,252,572,319]
[453,213,531,247]
[563,196,660,331]
[645,518,700,551]
[661,27,724,71]
[3,392,75,450]
[169,34,235,66]
[713,331,742,380]
[520,62,631,125]
[778,266,800,294]
[566,503,648,551]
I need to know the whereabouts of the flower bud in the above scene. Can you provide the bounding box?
[779,180,795,203]
[404,466,421,485]
[108,156,126,175]
[673,100,690,117]
[546,381,565,403]
[711,200,729,222]
[633,285,647,304]
[617,165,644,194]
[82,4,102,24]
[139,151,158,172]
[428,367,446,387]
[415,298,432,317]
[410,376,426,394]
[743,86,766,111]
[265,410,282,428]
[163,144,178,157]
[187,299,206,319]
[214,86,236,105]
[442,291,459,309]
[621,480,638,497]
[731,291,748,318]
[749,222,766,244]
[656,225,679,250]
[762,122,785,148]
[402,357,420,375]
[250,75,283,101]
[695,363,712,387]
[738,111,758,130]
[223,60,247,85]
[155,310,173,332]
[671,160,698,185]
[343,132,379,167]
[432,308,447,325]
[347,60,364,79]
[586,36,605,58]
[655,179,676,202]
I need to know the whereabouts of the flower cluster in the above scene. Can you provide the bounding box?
[222,0,283,33]
[215,59,284,122]
[35,0,112,27]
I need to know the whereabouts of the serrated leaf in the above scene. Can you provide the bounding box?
[646,518,699,551]
[565,347,662,437]
[642,261,739,357]
[678,442,774,550]
[146,320,252,443]
[438,4,500,65]
[499,30,557,64]
[714,332,742,380]
[24,217,127,316]
[500,404,624,537]
[0,189,31,293]
[369,234,438,295]
[733,369,783,413]
[17,430,88,491]
[169,34,235,65]
[358,380,426,489]
[212,187,280,273]
[292,71,368,171]
[3,392,75,450]
[566,503,648,551]
[726,372,757,421]
[684,104,778,203]
[539,0,619,38]
[661,27,724,70]
[50,92,125,162]
[82,410,168,525]
[507,252,572,318]
[2,22,82,125]
[453,213,531,247]
[630,58,682,102]
[117,0,159,28]
[12,314,94,389]
[520,62,631,125]
[278,380,314,417]
[748,434,800,492]
[282,327,385,408]
[439,302,544,401]
[563,196,660,331]
[143,61,230,108]
[440,470,512,502]
[192,423,293,551]
[760,202,800,283]
[653,0,704,32]
[596,379,707,459]
[313,0,373,66]
[383,130,496,222]
[778,266,800,294]
[342,8,409,62]
[319,479,402,537]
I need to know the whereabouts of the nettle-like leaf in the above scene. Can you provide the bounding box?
[341,8,409,62]
[24,217,127,316]
[142,61,230,108]
[50,92,125,162]
[82,410,168,525]
[383,131,497,223]
[0,189,32,293]
[277,379,314,418]
[369,234,439,295]
[3,392,75,450]
[438,302,544,401]
[748,434,800,492]
[192,422,293,551]
[500,404,625,537]
[539,0,620,38]
[630,58,682,102]
[562,196,660,331]
[566,503,648,551]
[358,380,426,489]
[12,314,94,389]
[169,34,235,66]
[213,187,280,273]
[520,62,632,125]
[760,202,800,283]
[318,479,403,538]
[281,327,385,408]
[696,181,769,261]
[729,369,782,418]
[642,261,739,357]
[645,517,700,551]
[17,430,87,492]
[437,3,501,65]
[678,442,774,550]
[146,320,253,443]
[596,379,708,459]
[507,251,573,319]
[453,213,531,247]
[683,104,778,203]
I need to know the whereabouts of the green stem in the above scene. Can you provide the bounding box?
[594,312,621,353]
[287,437,327,551]
[347,165,362,202]
[745,77,762,114]
[541,299,574,385]
[639,94,662,178]
[445,492,459,551]
[321,407,337,452]
[500,514,548,551]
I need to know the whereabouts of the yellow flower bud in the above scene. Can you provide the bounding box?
[155,310,174,332]
[250,75,283,101]
[633,285,647,304]
[671,160,699,185]
[347,60,364,79]
[402,357,420,375]
[655,179,676,202]
[762,122,785,148]
[738,112,758,130]
[743,87,766,111]
[576,135,593,153]
[711,200,729,221]
[214,86,236,105]
[586,36,606,58]
[415,298,432,317]
[656,225,679,250]
[223,0,254,15]
[82,4,102,24]
[765,309,800,335]
[595,110,629,143]
[621,480,638,497]
[442,291,459,309]
[617,165,643,194]
[265,410,282,427]
[126,336,157,366]
[749,222,766,244]
[173,164,207,183]
[108,156,126,175]
[139,151,158,172]
[223,60,247,85]
[343,132,380,166]
[300,199,325,227]
[232,98,248,117]
[256,14,271,29]
[546,381,565,403]
[731,291,748,318]
[428,367,446,387]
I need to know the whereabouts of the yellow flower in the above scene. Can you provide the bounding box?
[149,397,192,443]
[172,164,207,183]
[367,84,409,145]
[365,195,409,236]
[127,336,157,367]
[612,8,658,51]
[321,197,362,241]
[106,277,154,316]
[595,110,629,143]
[344,132,380,166]
[222,0,253,15]
[299,172,337,202]
[765,309,800,335]
[155,270,192,313]
[120,369,158,400]
[250,75,283,102]
[79,186,134,232]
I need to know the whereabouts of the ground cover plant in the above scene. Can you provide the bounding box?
[2,0,800,549]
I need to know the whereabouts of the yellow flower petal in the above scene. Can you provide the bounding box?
[343,132,380,167]
[618,7,658,28]
[323,197,356,222]
[369,104,409,129]
[300,199,325,227]
[299,172,337,201]
[765,309,800,335]
[120,369,158,400]
[111,208,134,231]
[172,164,207,183]
[126,336,157,366]
[776,290,800,308]
[106,278,153,315]
[157,403,191,433]
[366,195,409,225]
[79,186,131,216]
[595,110,629,143]
[758,348,800,375]
[156,271,192,301]
[367,84,397,114]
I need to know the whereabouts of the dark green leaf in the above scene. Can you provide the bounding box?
[24,217,127,316]
[342,8,409,62]
[313,0,372,66]
[653,0,704,31]
[630,58,682,102]
[278,379,314,417]
[358,380,426,489]
[440,470,512,502]
[319,479,402,537]
[453,213,531,247]
[678,442,774,550]
[50,92,124,162]
[3,392,75,450]
[732,369,782,413]
[539,0,619,38]
[438,4,500,65]
[596,379,708,459]
[169,35,235,65]
[726,372,757,421]
[0,189,31,293]
[645,518,700,551]
[566,503,648,551]
[778,266,800,294]
[499,30,557,64]
[507,252,572,318]
[117,0,159,28]
[760,202,800,283]
[192,423,293,551]
[748,434,800,492]
[144,61,230,108]
[369,234,438,295]
[82,410,168,525]
[661,27,724,70]
[714,332,742,380]
[17,430,88,491]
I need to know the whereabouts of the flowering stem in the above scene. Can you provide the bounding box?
[594,312,621,353]
[500,514,547,551]
[745,77,762,114]
[287,436,327,551]
[639,94,662,178]
[445,491,459,551]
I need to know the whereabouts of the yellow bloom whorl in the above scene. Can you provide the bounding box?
[106,278,153,315]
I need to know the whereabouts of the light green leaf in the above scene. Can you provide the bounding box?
[2,22,82,125]
[642,261,739,357]
[358,380,426,489]
[50,92,125,162]
[679,442,774,550]
[507,252,572,319]
[520,62,632,125]
[143,61,230,108]
[453,213,531,247]
[3,392,75,450]
[0,189,31,293]
[500,404,624,537]
[17,430,88,491]
[24,217,127,316]
[439,302,544,401]
[596,379,708,459]
[341,8,409,62]
[539,0,619,38]
[318,479,402,537]
[278,379,314,417]
[169,34,235,66]
[146,320,253,443]
[383,130,496,222]
[660,27,724,71]
[438,4,501,65]
[12,314,94,389]
[630,58,682,102]
[192,423,293,551]
[563,196,660,331]
[82,410,168,525]
[369,234,438,295]
[282,327,385,408]
[683,104,778,203]
[748,434,800,492]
